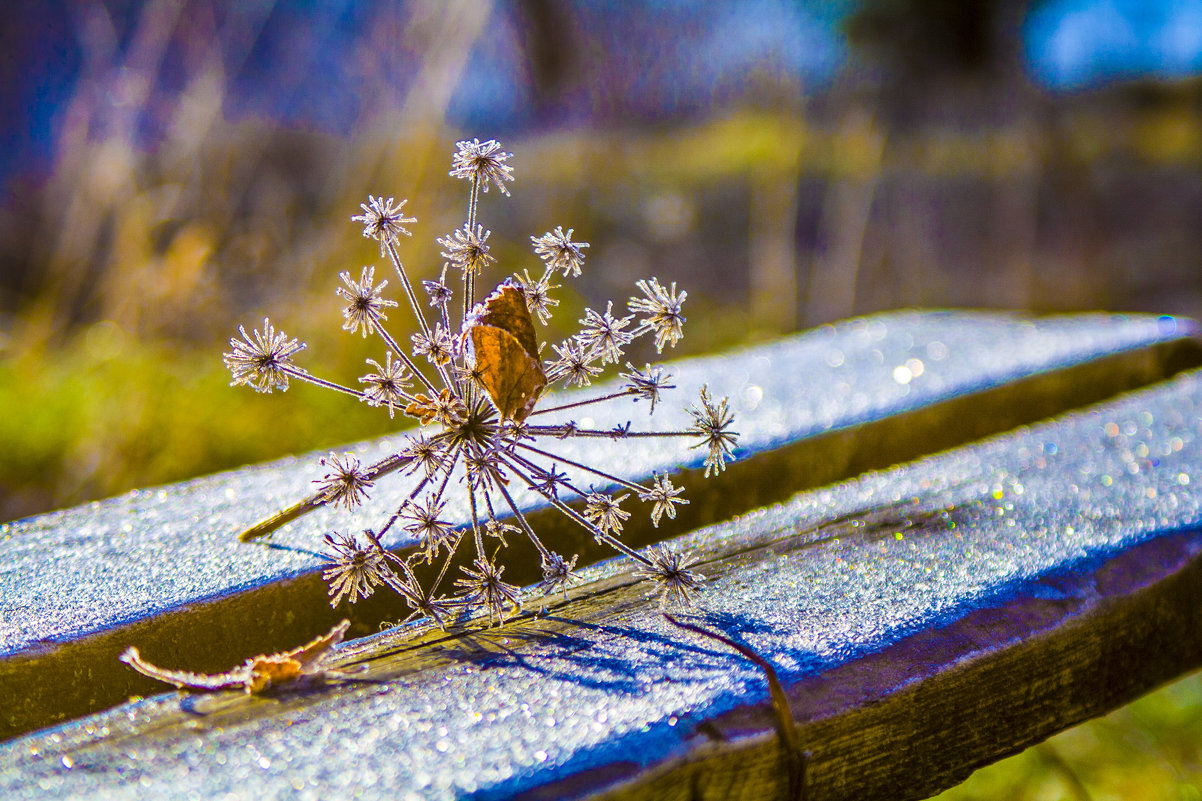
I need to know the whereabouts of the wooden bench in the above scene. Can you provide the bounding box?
[2,310,1201,800]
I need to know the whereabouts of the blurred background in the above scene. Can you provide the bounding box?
[1,0,1200,795]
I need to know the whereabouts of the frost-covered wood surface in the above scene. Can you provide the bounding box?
[2,310,1201,799]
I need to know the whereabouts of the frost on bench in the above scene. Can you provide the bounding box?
[2,315,1202,799]
[0,311,1197,779]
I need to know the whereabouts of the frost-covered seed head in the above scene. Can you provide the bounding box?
[351,195,415,253]
[531,226,589,277]
[513,267,560,325]
[359,352,412,418]
[621,363,673,414]
[639,473,689,527]
[224,317,305,393]
[578,301,634,365]
[449,139,515,195]
[584,492,631,537]
[314,452,374,510]
[637,545,704,607]
[688,385,738,477]
[438,224,496,275]
[629,277,687,353]
[337,266,398,338]
[539,552,580,599]
[322,532,390,607]
[455,557,522,623]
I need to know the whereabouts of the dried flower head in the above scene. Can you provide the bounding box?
[531,226,589,277]
[640,473,689,527]
[403,497,457,561]
[338,266,398,337]
[439,224,495,276]
[549,338,603,388]
[584,492,631,537]
[352,195,415,253]
[450,138,515,195]
[455,557,522,623]
[423,269,453,309]
[411,324,458,366]
[228,139,739,627]
[514,268,560,325]
[359,352,412,418]
[323,532,388,606]
[637,545,704,607]
[578,302,635,365]
[621,363,674,414]
[314,453,375,510]
[223,318,305,393]
[629,278,687,353]
[689,385,739,477]
[399,435,449,477]
[539,551,580,599]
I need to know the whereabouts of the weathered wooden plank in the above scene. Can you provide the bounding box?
[1,312,1196,744]
[3,323,1202,799]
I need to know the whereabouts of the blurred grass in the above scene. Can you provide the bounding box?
[935,669,1202,801]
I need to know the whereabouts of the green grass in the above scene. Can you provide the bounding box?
[935,670,1202,800]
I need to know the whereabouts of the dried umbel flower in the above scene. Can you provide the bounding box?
[637,545,704,607]
[539,551,580,598]
[449,139,514,195]
[584,492,630,537]
[323,532,388,605]
[226,139,739,625]
[531,226,589,277]
[352,196,416,254]
[438,224,495,276]
[338,266,397,337]
[629,278,687,353]
[223,318,305,393]
[314,453,374,510]
[689,385,738,477]
[359,353,411,418]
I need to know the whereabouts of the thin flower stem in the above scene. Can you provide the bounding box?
[373,324,440,395]
[500,454,650,566]
[513,441,651,494]
[436,299,452,344]
[431,445,461,505]
[502,452,601,518]
[463,177,481,325]
[385,241,433,340]
[279,365,366,399]
[374,472,434,539]
[236,496,325,542]
[467,175,480,229]
[490,476,551,559]
[380,247,457,393]
[361,452,411,481]
[237,451,409,542]
[506,448,601,506]
[525,426,695,439]
[463,267,473,342]
[526,389,638,417]
[468,485,485,558]
[429,537,461,596]
[481,490,500,527]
